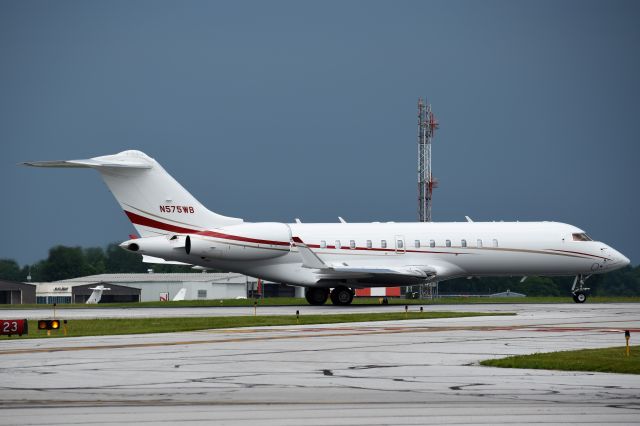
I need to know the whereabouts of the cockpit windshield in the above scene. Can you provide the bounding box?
[572,233,593,242]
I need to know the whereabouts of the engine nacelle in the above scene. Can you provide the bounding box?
[186,222,291,261]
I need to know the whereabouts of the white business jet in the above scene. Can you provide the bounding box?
[25,150,629,305]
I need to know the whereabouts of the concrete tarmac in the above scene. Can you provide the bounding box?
[0,303,638,425]
[2,301,637,320]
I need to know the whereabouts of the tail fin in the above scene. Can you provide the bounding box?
[24,150,243,236]
[86,285,109,304]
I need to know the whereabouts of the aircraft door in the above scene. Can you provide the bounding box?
[395,235,405,254]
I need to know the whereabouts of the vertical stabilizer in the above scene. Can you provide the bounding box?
[86,285,110,304]
[172,288,187,301]
[24,150,243,236]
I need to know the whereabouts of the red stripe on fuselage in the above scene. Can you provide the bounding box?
[197,230,291,247]
[124,211,199,234]
[124,211,291,247]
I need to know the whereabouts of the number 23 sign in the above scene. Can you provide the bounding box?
[0,319,28,336]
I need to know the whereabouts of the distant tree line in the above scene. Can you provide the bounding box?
[0,244,638,296]
[442,270,640,297]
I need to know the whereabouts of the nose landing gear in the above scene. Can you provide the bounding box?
[571,274,591,303]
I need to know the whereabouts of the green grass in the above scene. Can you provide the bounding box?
[1,295,639,310]
[0,311,512,340]
[481,346,640,375]
[358,296,640,305]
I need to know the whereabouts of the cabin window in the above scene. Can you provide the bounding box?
[429,239,435,248]
[477,239,483,248]
[461,239,467,248]
[335,240,341,249]
[397,240,404,249]
[366,240,372,249]
[320,240,326,249]
[572,233,593,242]
[414,240,420,248]
[492,239,499,247]
[350,240,356,249]
[446,239,451,247]
[381,240,387,249]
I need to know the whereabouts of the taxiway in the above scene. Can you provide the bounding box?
[0,303,638,425]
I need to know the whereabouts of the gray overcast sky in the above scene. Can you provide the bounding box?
[1,1,639,266]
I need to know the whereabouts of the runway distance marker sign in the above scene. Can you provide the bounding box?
[0,319,28,336]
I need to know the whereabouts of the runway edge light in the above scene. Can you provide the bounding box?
[38,319,61,331]
[625,330,630,357]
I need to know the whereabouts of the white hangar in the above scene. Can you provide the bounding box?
[49,272,254,303]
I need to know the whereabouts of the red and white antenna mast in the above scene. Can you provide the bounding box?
[417,98,439,222]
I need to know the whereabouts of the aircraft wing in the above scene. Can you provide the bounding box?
[317,265,437,286]
[292,237,438,285]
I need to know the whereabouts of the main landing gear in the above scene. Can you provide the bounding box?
[305,287,329,305]
[571,274,591,303]
[305,286,354,306]
[329,286,354,306]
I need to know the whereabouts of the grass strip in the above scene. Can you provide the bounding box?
[481,346,640,375]
[0,311,512,340]
[1,296,639,310]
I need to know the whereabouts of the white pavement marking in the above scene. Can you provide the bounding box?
[0,303,638,425]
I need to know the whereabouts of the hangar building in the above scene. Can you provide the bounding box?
[47,272,252,303]
[0,280,36,304]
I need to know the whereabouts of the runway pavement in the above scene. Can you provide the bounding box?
[0,303,638,425]
[2,301,637,319]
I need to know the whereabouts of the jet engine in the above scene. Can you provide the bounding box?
[185,222,291,261]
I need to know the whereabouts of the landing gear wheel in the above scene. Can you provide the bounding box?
[330,286,354,306]
[571,274,590,304]
[305,287,329,305]
[573,292,587,303]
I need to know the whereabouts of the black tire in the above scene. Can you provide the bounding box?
[573,292,587,303]
[305,287,329,305]
[330,286,354,306]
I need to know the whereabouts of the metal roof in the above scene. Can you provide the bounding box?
[55,272,250,284]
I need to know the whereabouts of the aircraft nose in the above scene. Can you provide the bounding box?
[619,253,630,267]
[609,248,630,267]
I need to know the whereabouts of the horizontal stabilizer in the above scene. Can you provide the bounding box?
[142,255,191,265]
[22,156,151,169]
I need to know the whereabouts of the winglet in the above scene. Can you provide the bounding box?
[292,237,328,269]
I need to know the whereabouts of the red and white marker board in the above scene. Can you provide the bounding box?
[355,287,401,297]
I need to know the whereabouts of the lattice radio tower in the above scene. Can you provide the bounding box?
[417,98,439,222]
